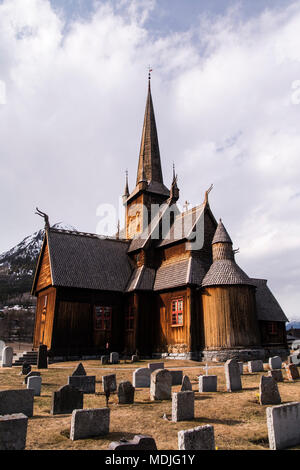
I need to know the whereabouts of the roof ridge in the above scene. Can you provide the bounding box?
[49,228,129,243]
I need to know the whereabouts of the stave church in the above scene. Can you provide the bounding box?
[32,76,289,362]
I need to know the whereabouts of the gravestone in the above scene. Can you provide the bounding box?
[181,375,192,392]
[133,368,151,388]
[178,425,215,450]
[21,362,31,375]
[238,362,244,375]
[68,375,96,394]
[225,359,242,392]
[24,371,41,385]
[72,363,86,376]
[70,408,110,440]
[259,376,281,405]
[0,340,5,360]
[172,391,194,422]
[0,413,28,450]
[51,385,83,415]
[199,375,217,393]
[102,374,117,393]
[1,346,13,367]
[148,362,164,372]
[37,345,48,369]
[110,352,119,364]
[269,356,282,370]
[131,355,138,363]
[118,381,135,404]
[27,376,42,396]
[289,354,300,366]
[150,369,172,401]
[285,364,299,381]
[267,370,283,382]
[170,370,183,386]
[101,355,109,365]
[0,389,34,417]
[248,360,264,373]
[109,435,157,450]
[267,402,300,450]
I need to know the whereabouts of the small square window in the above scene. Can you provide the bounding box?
[171,298,184,326]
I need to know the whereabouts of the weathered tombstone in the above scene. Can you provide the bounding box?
[37,345,48,369]
[248,360,264,373]
[72,363,86,376]
[109,435,157,450]
[181,375,192,392]
[267,402,300,450]
[285,363,300,381]
[27,376,42,396]
[0,389,34,417]
[102,374,117,393]
[133,368,151,388]
[0,413,28,450]
[178,425,215,450]
[68,375,96,394]
[1,346,13,367]
[238,362,244,375]
[110,352,119,364]
[51,385,83,415]
[21,362,31,376]
[131,355,138,363]
[269,356,282,370]
[172,391,194,422]
[289,354,300,366]
[199,375,217,393]
[267,370,283,382]
[148,362,164,372]
[70,408,110,440]
[170,370,183,386]
[0,340,6,360]
[225,359,242,392]
[259,376,281,405]
[24,371,41,385]
[150,369,172,401]
[101,355,109,365]
[118,381,135,404]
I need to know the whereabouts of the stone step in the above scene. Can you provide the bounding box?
[12,351,38,366]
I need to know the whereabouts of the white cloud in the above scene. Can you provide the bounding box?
[0,0,299,319]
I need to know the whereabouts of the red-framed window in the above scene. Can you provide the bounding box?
[268,322,278,335]
[125,307,135,331]
[94,306,112,331]
[171,298,184,326]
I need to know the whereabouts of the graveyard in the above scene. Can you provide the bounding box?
[0,355,300,450]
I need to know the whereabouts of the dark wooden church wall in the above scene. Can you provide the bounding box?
[259,321,287,346]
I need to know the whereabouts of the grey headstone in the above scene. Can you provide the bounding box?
[267,370,283,382]
[238,362,244,375]
[0,340,6,359]
[285,363,300,381]
[102,374,117,393]
[70,408,110,440]
[72,363,86,376]
[150,369,172,401]
[225,359,242,392]
[110,352,119,364]
[181,375,192,391]
[37,345,48,369]
[133,368,151,388]
[0,413,28,450]
[68,375,96,394]
[269,356,282,370]
[131,355,138,363]
[51,384,83,415]
[118,381,135,404]
[178,425,215,450]
[24,371,41,385]
[101,355,109,365]
[289,354,300,366]
[27,376,42,396]
[21,362,31,375]
[170,370,183,386]
[259,376,281,405]
[172,391,194,422]
[267,402,300,450]
[199,375,217,393]
[148,362,164,372]
[1,346,13,367]
[109,435,157,450]
[248,360,264,373]
[0,389,34,417]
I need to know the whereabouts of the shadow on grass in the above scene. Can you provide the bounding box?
[194,395,213,401]
[248,436,269,448]
[192,416,242,426]
[242,386,259,391]
[60,429,137,441]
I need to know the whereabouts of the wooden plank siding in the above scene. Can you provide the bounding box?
[259,321,287,346]
[35,242,52,292]
[33,287,57,350]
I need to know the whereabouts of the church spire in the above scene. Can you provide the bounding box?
[136,73,164,186]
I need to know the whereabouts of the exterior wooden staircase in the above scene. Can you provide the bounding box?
[12,350,38,366]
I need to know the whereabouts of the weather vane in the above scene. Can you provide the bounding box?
[148,65,153,80]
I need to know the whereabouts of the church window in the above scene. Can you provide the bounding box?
[94,306,112,331]
[125,307,135,331]
[171,298,184,326]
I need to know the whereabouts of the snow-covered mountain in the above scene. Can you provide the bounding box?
[0,223,77,305]
[286,321,300,331]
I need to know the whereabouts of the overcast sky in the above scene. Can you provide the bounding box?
[0,0,300,321]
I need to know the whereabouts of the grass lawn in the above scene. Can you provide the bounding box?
[0,359,299,450]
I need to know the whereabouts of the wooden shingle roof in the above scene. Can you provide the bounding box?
[252,278,289,323]
[202,259,254,287]
[153,257,207,291]
[212,220,232,245]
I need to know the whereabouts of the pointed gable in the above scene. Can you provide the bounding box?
[212,219,233,244]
